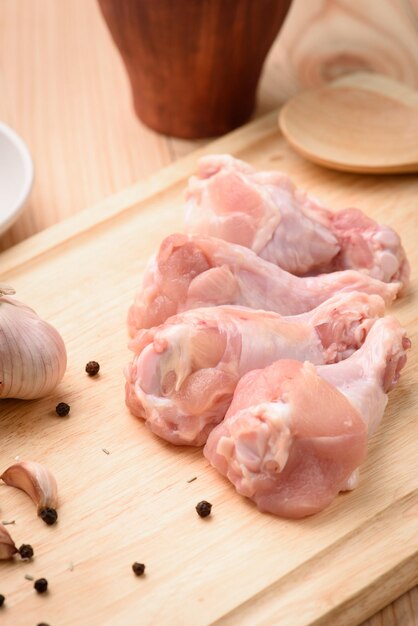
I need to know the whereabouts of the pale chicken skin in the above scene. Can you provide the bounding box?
[185,154,409,289]
[204,317,410,518]
[125,292,385,446]
[128,233,398,335]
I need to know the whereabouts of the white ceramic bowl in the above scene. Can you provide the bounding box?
[0,122,34,236]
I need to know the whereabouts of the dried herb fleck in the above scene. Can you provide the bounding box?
[132,562,145,576]
[187,477,197,483]
[85,361,100,376]
[39,507,58,526]
[196,501,212,518]
[55,402,70,417]
[18,544,34,559]
[34,578,48,594]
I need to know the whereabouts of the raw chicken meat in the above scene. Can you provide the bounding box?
[125,292,385,446]
[204,317,410,518]
[128,233,398,335]
[329,207,409,290]
[186,155,338,274]
[185,154,409,289]
[317,316,410,435]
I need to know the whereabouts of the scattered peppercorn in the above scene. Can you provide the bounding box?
[18,544,34,559]
[132,562,145,576]
[55,402,70,417]
[85,361,100,376]
[0,594,4,607]
[195,500,212,518]
[39,507,58,526]
[37,623,50,626]
[34,578,48,594]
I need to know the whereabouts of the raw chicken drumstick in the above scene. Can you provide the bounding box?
[204,316,410,518]
[128,233,398,335]
[125,292,385,446]
[185,154,409,289]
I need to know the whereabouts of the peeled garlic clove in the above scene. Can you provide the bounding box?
[1,461,58,518]
[0,524,18,559]
[0,289,67,399]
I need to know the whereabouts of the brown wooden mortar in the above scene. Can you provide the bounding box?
[98,0,292,138]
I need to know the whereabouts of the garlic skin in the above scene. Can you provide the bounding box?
[1,461,58,513]
[0,286,67,399]
[0,523,18,560]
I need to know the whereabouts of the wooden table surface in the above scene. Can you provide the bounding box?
[0,1,416,624]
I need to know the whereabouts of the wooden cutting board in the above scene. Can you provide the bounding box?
[0,111,417,626]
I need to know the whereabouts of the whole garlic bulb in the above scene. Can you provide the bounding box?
[0,284,67,399]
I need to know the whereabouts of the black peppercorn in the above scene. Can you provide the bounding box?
[37,623,50,626]
[196,500,212,518]
[55,402,70,417]
[34,578,48,594]
[85,361,100,376]
[132,562,145,576]
[39,507,58,526]
[0,594,4,607]
[18,544,34,559]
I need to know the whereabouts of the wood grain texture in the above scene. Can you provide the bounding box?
[0,0,174,250]
[266,0,418,101]
[2,0,418,251]
[0,112,417,626]
[0,1,417,621]
[98,0,291,138]
[279,73,418,174]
